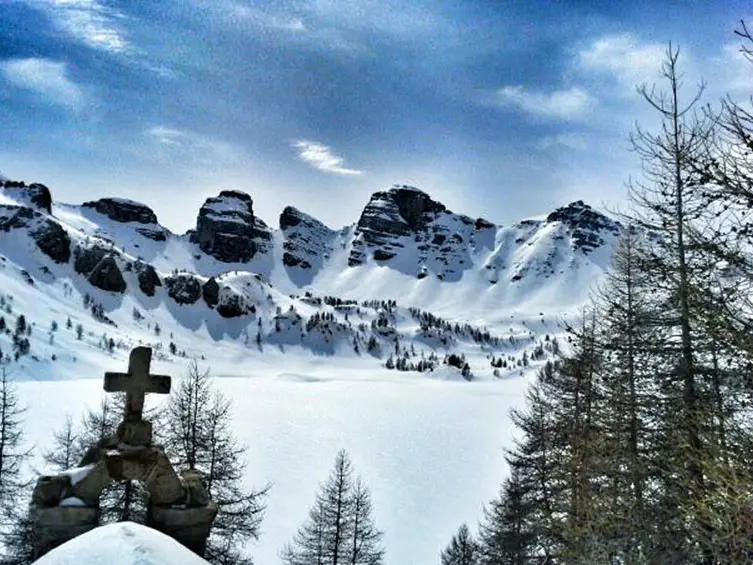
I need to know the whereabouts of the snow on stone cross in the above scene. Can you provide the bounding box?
[104,347,171,421]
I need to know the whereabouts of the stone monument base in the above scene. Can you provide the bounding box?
[32,505,99,557]
[148,502,219,556]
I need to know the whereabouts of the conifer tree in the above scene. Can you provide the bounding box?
[440,524,478,565]
[477,470,533,565]
[0,371,32,565]
[281,450,383,565]
[164,360,268,565]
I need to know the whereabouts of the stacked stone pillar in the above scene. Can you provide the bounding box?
[31,347,217,559]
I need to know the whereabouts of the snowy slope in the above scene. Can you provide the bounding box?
[34,522,210,565]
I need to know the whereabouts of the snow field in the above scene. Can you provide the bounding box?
[20,368,529,565]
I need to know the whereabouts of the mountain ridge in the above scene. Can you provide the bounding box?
[0,177,620,382]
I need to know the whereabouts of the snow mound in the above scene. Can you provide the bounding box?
[34,522,210,565]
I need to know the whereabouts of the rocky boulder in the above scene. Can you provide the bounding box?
[191,191,272,263]
[73,245,126,293]
[202,277,220,308]
[1,180,52,213]
[165,274,202,305]
[30,221,71,264]
[136,263,162,297]
[216,290,247,318]
[82,198,158,224]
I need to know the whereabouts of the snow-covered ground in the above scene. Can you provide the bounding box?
[21,367,526,565]
[35,522,210,565]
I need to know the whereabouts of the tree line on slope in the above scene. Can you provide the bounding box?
[439,32,753,565]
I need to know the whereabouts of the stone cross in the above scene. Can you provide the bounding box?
[104,347,171,421]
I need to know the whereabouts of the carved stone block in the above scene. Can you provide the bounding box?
[32,475,71,507]
[148,501,218,556]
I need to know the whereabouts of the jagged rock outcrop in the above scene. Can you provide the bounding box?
[165,274,202,305]
[0,205,71,263]
[135,263,162,297]
[546,200,620,254]
[82,198,167,241]
[191,191,272,263]
[1,180,52,213]
[202,277,220,308]
[280,206,335,274]
[73,245,126,293]
[83,198,158,224]
[348,186,479,280]
[216,289,247,318]
[30,221,71,264]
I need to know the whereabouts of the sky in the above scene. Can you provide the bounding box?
[1,0,752,233]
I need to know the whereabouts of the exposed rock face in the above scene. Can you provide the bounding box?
[166,274,202,305]
[82,198,167,241]
[216,290,247,318]
[280,206,335,273]
[0,205,71,263]
[202,277,220,308]
[1,180,52,213]
[192,191,272,263]
[83,198,158,224]
[348,186,477,281]
[546,201,620,254]
[30,221,71,264]
[136,263,162,296]
[73,245,126,293]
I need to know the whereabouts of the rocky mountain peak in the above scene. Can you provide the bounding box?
[192,190,272,263]
[1,180,52,214]
[546,200,620,254]
[279,206,336,283]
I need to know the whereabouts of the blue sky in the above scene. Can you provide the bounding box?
[1,0,751,232]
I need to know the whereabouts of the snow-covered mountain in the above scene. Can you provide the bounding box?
[1,178,622,565]
[0,179,620,382]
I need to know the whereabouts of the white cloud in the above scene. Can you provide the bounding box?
[496,86,594,121]
[578,34,666,89]
[144,126,242,165]
[1,58,85,110]
[33,0,130,54]
[292,140,363,175]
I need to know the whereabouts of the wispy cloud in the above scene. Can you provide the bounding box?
[496,86,594,121]
[32,0,131,54]
[578,34,666,90]
[291,140,363,175]
[143,126,243,168]
[1,58,85,110]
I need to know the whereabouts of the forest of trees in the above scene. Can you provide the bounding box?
[441,26,753,565]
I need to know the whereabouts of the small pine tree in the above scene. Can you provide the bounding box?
[43,415,78,472]
[441,524,478,565]
[164,361,268,564]
[281,450,384,565]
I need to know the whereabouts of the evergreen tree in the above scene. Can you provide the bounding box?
[164,360,268,565]
[0,371,32,564]
[477,470,534,565]
[281,450,383,565]
[440,524,478,565]
[42,415,78,472]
